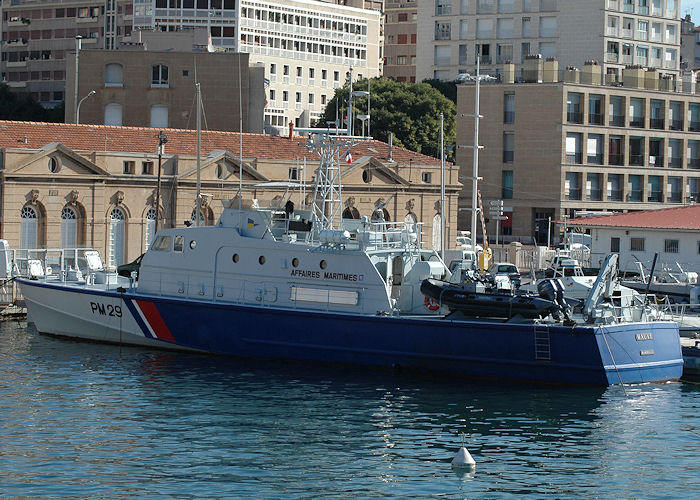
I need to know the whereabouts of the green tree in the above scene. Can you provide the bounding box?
[0,83,64,122]
[317,77,456,161]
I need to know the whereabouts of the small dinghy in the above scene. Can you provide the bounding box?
[420,277,568,320]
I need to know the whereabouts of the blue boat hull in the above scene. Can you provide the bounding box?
[19,279,684,386]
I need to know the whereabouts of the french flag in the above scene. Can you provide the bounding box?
[345,150,353,164]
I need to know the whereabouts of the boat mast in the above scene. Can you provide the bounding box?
[195,82,202,227]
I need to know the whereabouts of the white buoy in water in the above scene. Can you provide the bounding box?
[451,446,476,469]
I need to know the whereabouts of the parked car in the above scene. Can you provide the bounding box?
[486,262,521,288]
[117,253,144,278]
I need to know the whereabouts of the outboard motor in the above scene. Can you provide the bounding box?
[537,278,569,320]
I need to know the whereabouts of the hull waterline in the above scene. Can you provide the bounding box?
[18,279,684,386]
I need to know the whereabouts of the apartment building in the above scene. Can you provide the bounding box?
[417,0,681,83]
[67,48,266,131]
[133,0,382,133]
[383,0,417,82]
[0,0,134,108]
[456,63,700,244]
[681,14,700,70]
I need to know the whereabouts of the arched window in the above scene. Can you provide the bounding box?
[145,208,157,250]
[104,103,122,126]
[20,205,38,257]
[109,207,126,268]
[150,104,168,128]
[190,207,213,226]
[61,206,78,249]
[105,63,123,87]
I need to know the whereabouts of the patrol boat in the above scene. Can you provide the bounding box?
[17,133,682,386]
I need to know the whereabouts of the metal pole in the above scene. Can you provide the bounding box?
[73,36,82,123]
[196,82,202,227]
[347,66,353,136]
[471,55,481,255]
[440,113,445,260]
[547,216,552,248]
[367,78,371,137]
[155,131,167,234]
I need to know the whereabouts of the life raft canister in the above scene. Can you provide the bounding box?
[424,295,440,311]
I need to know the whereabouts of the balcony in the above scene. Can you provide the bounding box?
[629,154,645,166]
[566,153,583,164]
[605,52,619,63]
[608,189,623,201]
[622,53,633,64]
[607,27,619,37]
[629,117,644,128]
[609,115,625,127]
[628,190,643,202]
[587,154,604,165]
[690,121,700,132]
[668,156,682,168]
[609,153,625,165]
[688,158,700,169]
[648,191,664,202]
[648,155,664,167]
[622,29,633,39]
[668,192,682,203]
[663,60,676,70]
[567,111,583,124]
[567,189,582,201]
[589,113,604,125]
[649,118,664,130]
[670,119,683,131]
[587,189,603,201]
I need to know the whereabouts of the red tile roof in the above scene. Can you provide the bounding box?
[0,120,441,165]
[566,205,700,231]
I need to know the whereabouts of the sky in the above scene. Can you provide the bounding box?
[684,0,700,18]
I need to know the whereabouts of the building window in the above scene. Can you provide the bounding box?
[611,237,620,253]
[565,172,581,200]
[109,207,126,268]
[142,161,154,175]
[150,105,168,128]
[587,134,603,164]
[566,133,582,164]
[502,170,513,199]
[104,103,122,126]
[105,63,123,87]
[664,239,679,253]
[628,174,643,202]
[123,161,135,174]
[589,94,603,125]
[607,173,623,201]
[587,173,602,201]
[145,208,157,251]
[648,175,663,202]
[504,93,514,123]
[503,132,514,162]
[422,172,432,183]
[566,93,582,123]
[20,205,38,255]
[151,64,168,87]
[61,206,78,249]
[630,237,645,251]
[48,157,60,173]
[289,167,298,180]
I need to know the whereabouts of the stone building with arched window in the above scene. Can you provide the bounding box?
[0,120,461,269]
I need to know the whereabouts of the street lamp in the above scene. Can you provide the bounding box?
[73,36,82,123]
[458,57,496,255]
[351,89,370,137]
[76,90,95,124]
[154,131,168,233]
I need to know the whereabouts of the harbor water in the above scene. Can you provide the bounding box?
[1,320,699,498]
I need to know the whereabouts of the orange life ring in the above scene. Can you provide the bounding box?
[424,295,440,311]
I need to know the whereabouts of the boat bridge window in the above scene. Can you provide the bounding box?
[174,236,184,252]
[151,235,171,251]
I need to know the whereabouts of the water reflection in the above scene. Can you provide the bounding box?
[1,322,698,497]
